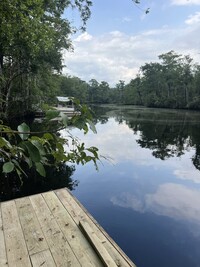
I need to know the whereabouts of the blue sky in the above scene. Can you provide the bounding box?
[63,0,200,86]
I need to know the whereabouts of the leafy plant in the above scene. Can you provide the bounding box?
[0,103,100,182]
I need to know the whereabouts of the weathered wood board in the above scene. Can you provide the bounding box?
[0,188,136,267]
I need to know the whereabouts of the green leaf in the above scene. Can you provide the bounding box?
[71,116,89,134]
[31,140,46,156]
[87,119,97,134]
[43,133,54,140]
[0,137,12,148]
[24,141,41,162]
[45,110,60,120]
[17,122,30,140]
[12,159,27,177]
[56,142,64,152]
[24,156,33,168]
[60,112,69,126]
[87,146,99,158]
[35,162,46,177]
[3,161,14,173]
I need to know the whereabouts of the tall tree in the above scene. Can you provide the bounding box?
[158,50,182,106]
[115,80,125,104]
[88,79,99,103]
[140,62,164,107]
[0,0,92,118]
[124,76,142,105]
[180,55,193,106]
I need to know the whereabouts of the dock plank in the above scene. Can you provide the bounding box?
[80,220,117,267]
[0,189,136,267]
[1,200,32,267]
[15,197,48,255]
[30,249,56,267]
[0,208,7,267]
[56,188,136,267]
[43,191,103,267]
[30,193,81,267]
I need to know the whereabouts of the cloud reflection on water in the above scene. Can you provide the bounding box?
[64,115,200,226]
[65,117,200,184]
[64,119,165,166]
[174,169,200,183]
[111,183,200,225]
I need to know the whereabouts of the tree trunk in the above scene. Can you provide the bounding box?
[0,54,3,75]
[184,84,188,106]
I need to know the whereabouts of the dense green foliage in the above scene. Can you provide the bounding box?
[128,50,200,109]
[0,0,101,185]
[0,0,143,118]
[125,50,200,109]
[0,0,92,118]
[0,100,100,176]
[52,51,200,110]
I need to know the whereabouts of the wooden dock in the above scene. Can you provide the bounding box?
[0,188,136,267]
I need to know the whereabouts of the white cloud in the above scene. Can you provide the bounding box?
[146,183,200,224]
[63,28,173,85]
[122,16,132,23]
[74,32,93,42]
[185,12,200,25]
[174,169,200,183]
[171,0,200,5]
[170,149,200,184]
[63,19,200,86]
[111,184,200,225]
[111,192,144,211]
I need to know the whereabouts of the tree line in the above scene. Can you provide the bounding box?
[42,50,200,111]
[126,50,200,109]
[4,2,193,117]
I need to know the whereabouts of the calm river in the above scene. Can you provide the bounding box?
[61,105,200,267]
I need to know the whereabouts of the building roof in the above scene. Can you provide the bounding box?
[56,96,71,102]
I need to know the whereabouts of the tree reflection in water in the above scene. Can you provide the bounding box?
[93,105,200,171]
[0,163,77,202]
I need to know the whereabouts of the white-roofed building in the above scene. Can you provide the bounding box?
[55,96,75,113]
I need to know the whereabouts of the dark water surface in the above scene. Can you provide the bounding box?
[62,105,200,267]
